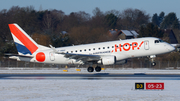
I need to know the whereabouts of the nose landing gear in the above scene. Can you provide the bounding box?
[151,62,156,66]
[150,55,156,66]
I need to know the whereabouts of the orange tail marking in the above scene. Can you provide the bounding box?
[8,24,38,54]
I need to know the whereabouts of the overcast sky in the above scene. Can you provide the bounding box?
[0,0,180,18]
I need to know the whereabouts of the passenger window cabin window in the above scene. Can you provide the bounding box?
[71,51,73,53]
[75,50,77,52]
[84,49,86,51]
[67,51,69,53]
[80,50,82,52]
[89,49,91,51]
[112,46,114,48]
[98,48,100,50]
[93,48,95,50]
[103,47,105,49]
[107,47,109,49]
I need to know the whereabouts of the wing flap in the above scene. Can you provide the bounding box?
[64,53,101,62]
[49,45,101,63]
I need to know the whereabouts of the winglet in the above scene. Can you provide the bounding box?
[49,45,57,52]
[49,45,64,54]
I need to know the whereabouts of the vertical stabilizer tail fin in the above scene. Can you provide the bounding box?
[8,23,38,55]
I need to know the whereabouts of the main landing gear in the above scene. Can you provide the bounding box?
[87,66,101,72]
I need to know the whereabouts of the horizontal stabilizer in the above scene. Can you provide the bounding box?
[5,53,34,58]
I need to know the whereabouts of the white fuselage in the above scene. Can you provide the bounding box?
[24,37,174,65]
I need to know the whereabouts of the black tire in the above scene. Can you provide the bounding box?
[87,67,94,72]
[95,66,101,72]
[151,62,156,66]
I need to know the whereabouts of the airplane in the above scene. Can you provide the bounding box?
[7,23,175,72]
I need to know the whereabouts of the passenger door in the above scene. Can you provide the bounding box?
[49,52,55,61]
[144,41,149,50]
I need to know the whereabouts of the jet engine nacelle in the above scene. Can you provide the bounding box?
[115,60,127,65]
[98,55,115,65]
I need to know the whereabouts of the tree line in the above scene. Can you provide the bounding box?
[0,6,180,59]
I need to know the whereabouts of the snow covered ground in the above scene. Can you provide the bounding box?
[1,68,180,101]
[0,80,180,101]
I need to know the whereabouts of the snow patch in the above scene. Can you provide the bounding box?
[0,80,180,101]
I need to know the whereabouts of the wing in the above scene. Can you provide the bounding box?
[63,53,101,63]
[50,45,101,63]
[50,45,103,63]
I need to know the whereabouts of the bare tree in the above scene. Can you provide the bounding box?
[69,26,109,45]
[43,11,53,29]
[120,8,150,30]
[31,33,51,46]
[92,7,104,17]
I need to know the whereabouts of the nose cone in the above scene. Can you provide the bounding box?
[168,45,175,52]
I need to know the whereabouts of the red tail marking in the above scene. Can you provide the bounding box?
[8,24,38,54]
[137,41,144,50]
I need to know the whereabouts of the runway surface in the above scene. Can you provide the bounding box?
[1,69,180,101]
[1,73,180,80]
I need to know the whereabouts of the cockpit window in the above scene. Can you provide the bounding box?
[159,40,164,42]
[155,40,164,43]
[155,40,159,43]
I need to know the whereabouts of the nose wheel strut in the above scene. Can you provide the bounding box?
[150,55,156,66]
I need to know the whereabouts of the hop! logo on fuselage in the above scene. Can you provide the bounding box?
[112,41,144,52]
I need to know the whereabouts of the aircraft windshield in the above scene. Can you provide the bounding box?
[155,40,164,43]
[159,40,164,42]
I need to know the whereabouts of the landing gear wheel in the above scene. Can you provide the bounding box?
[87,67,94,72]
[151,62,156,66]
[95,66,101,72]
